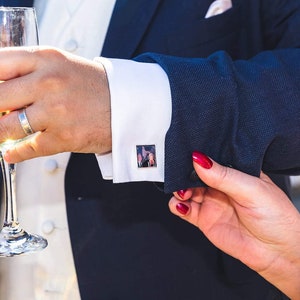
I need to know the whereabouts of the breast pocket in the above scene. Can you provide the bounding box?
[166,4,244,59]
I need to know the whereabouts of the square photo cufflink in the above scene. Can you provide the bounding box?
[136,145,157,168]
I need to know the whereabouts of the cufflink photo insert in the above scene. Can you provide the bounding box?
[136,145,157,168]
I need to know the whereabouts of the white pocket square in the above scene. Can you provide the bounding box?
[205,0,232,18]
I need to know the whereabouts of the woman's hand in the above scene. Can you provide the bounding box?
[169,151,300,299]
[0,46,111,162]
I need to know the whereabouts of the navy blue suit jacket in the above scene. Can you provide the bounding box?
[128,0,300,193]
[3,1,297,299]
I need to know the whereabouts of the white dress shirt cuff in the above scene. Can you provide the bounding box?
[94,57,171,183]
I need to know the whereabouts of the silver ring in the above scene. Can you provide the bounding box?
[18,108,34,135]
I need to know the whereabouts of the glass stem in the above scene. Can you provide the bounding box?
[0,152,18,227]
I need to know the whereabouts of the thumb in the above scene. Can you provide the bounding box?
[192,151,262,201]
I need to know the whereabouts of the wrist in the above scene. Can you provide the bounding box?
[258,220,300,299]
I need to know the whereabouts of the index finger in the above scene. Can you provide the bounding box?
[0,46,43,111]
[191,151,278,206]
[0,46,39,79]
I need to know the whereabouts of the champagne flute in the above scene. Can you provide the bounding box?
[0,7,47,256]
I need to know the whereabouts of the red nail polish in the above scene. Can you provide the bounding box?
[176,203,189,215]
[177,189,187,199]
[192,151,213,169]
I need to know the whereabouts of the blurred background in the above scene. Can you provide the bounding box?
[291,176,300,211]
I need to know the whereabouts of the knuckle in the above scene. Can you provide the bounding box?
[51,101,69,117]
[218,166,229,183]
[35,49,69,90]
[34,46,66,61]
[37,71,63,91]
[211,165,231,189]
[56,129,73,144]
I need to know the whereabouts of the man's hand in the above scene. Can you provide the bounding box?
[0,46,112,162]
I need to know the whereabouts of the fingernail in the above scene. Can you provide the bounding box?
[192,151,213,169]
[177,189,187,199]
[176,203,189,215]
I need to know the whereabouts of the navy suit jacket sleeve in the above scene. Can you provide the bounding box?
[135,1,300,193]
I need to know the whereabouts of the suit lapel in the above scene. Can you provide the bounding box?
[1,0,160,59]
[102,0,161,58]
